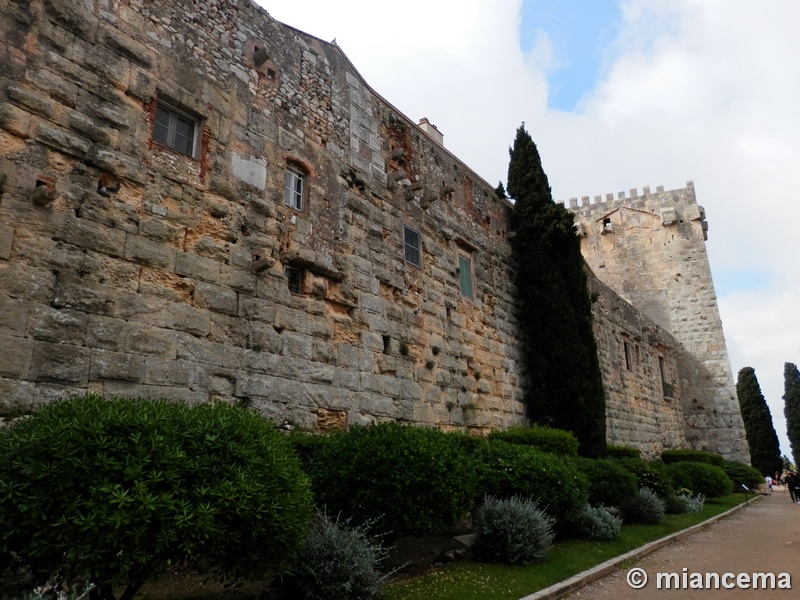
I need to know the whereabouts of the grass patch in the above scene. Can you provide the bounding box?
[385,494,748,600]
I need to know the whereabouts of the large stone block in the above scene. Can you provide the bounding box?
[0,295,30,336]
[193,281,238,315]
[0,377,35,417]
[31,341,91,384]
[89,348,145,382]
[27,306,88,343]
[124,234,177,269]
[0,334,34,378]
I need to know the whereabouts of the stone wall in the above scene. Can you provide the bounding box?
[0,0,525,432]
[568,184,749,461]
[0,0,747,460]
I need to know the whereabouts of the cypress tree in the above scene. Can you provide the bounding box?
[783,362,800,465]
[736,367,782,475]
[507,124,606,457]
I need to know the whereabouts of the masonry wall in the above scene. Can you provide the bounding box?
[0,0,525,432]
[0,0,747,461]
[568,185,749,461]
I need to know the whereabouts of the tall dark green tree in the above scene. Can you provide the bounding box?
[507,124,606,457]
[736,367,782,475]
[783,362,800,465]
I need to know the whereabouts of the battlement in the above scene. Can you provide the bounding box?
[560,181,696,213]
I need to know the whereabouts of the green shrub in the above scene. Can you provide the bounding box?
[667,462,732,498]
[621,488,666,525]
[723,460,764,491]
[286,430,333,472]
[477,441,588,522]
[568,504,622,541]
[473,496,555,565]
[0,395,313,600]
[282,514,389,600]
[605,445,641,460]
[615,458,674,499]
[664,493,688,514]
[678,492,705,514]
[661,449,724,467]
[575,458,638,508]
[488,425,579,457]
[306,423,477,539]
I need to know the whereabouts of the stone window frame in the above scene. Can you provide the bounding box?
[657,352,674,399]
[151,99,202,158]
[403,225,422,267]
[623,339,633,371]
[282,157,312,214]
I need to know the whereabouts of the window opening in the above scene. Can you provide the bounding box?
[659,355,674,398]
[285,266,303,294]
[404,226,421,267]
[153,101,199,157]
[624,341,632,371]
[458,251,473,298]
[284,168,304,210]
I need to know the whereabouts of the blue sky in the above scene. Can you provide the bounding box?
[260,0,800,460]
[521,0,621,111]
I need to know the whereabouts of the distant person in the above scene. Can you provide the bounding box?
[765,475,773,492]
[786,471,798,502]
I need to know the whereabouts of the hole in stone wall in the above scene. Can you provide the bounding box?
[383,335,391,355]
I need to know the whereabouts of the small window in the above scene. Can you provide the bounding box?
[458,251,473,298]
[623,341,632,371]
[404,226,421,267]
[284,167,304,210]
[153,101,199,157]
[285,266,303,294]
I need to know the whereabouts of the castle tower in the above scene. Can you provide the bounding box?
[568,183,749,462]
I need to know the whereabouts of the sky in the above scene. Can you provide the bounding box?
[257,0,800,460]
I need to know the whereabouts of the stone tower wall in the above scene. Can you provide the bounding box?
[0,0,525,432]
[567,184,748,461]
[0,0,747,460]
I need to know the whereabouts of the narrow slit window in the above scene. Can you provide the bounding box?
[404,226,421,267]
[153,101,199,157]
[458,251,473,298]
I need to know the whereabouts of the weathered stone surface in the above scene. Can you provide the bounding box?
[0,0,744,457]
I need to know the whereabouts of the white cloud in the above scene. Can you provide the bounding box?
[256,0,800,457]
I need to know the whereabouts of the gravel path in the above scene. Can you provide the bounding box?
[559,488,800,599]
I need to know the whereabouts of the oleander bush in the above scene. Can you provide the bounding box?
[305,422,477,539]
[568,504,622,541]
[488,425,579,457]
[605,444,641,460]
[476,441,589,523]
[575,457,638,508]
[615,458,674,499]
[286,430,333,472]
[621,487,666,525]
[667,462,732,498]
[723,460,764,491]
[281,514,389,600]
[0,395,313,600]
[472,496,555,565]
[660,449,724,467]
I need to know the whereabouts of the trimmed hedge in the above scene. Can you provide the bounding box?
[723,460,764,491]
[614,458,673,499]
[667,461,732,498]
[605,445,641,460]
[488,425,579,457]
[575,457,638,508]
[0,395,312,600]
[305,423,477,539]
[476,441,589,522]
[660,449,724,467]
